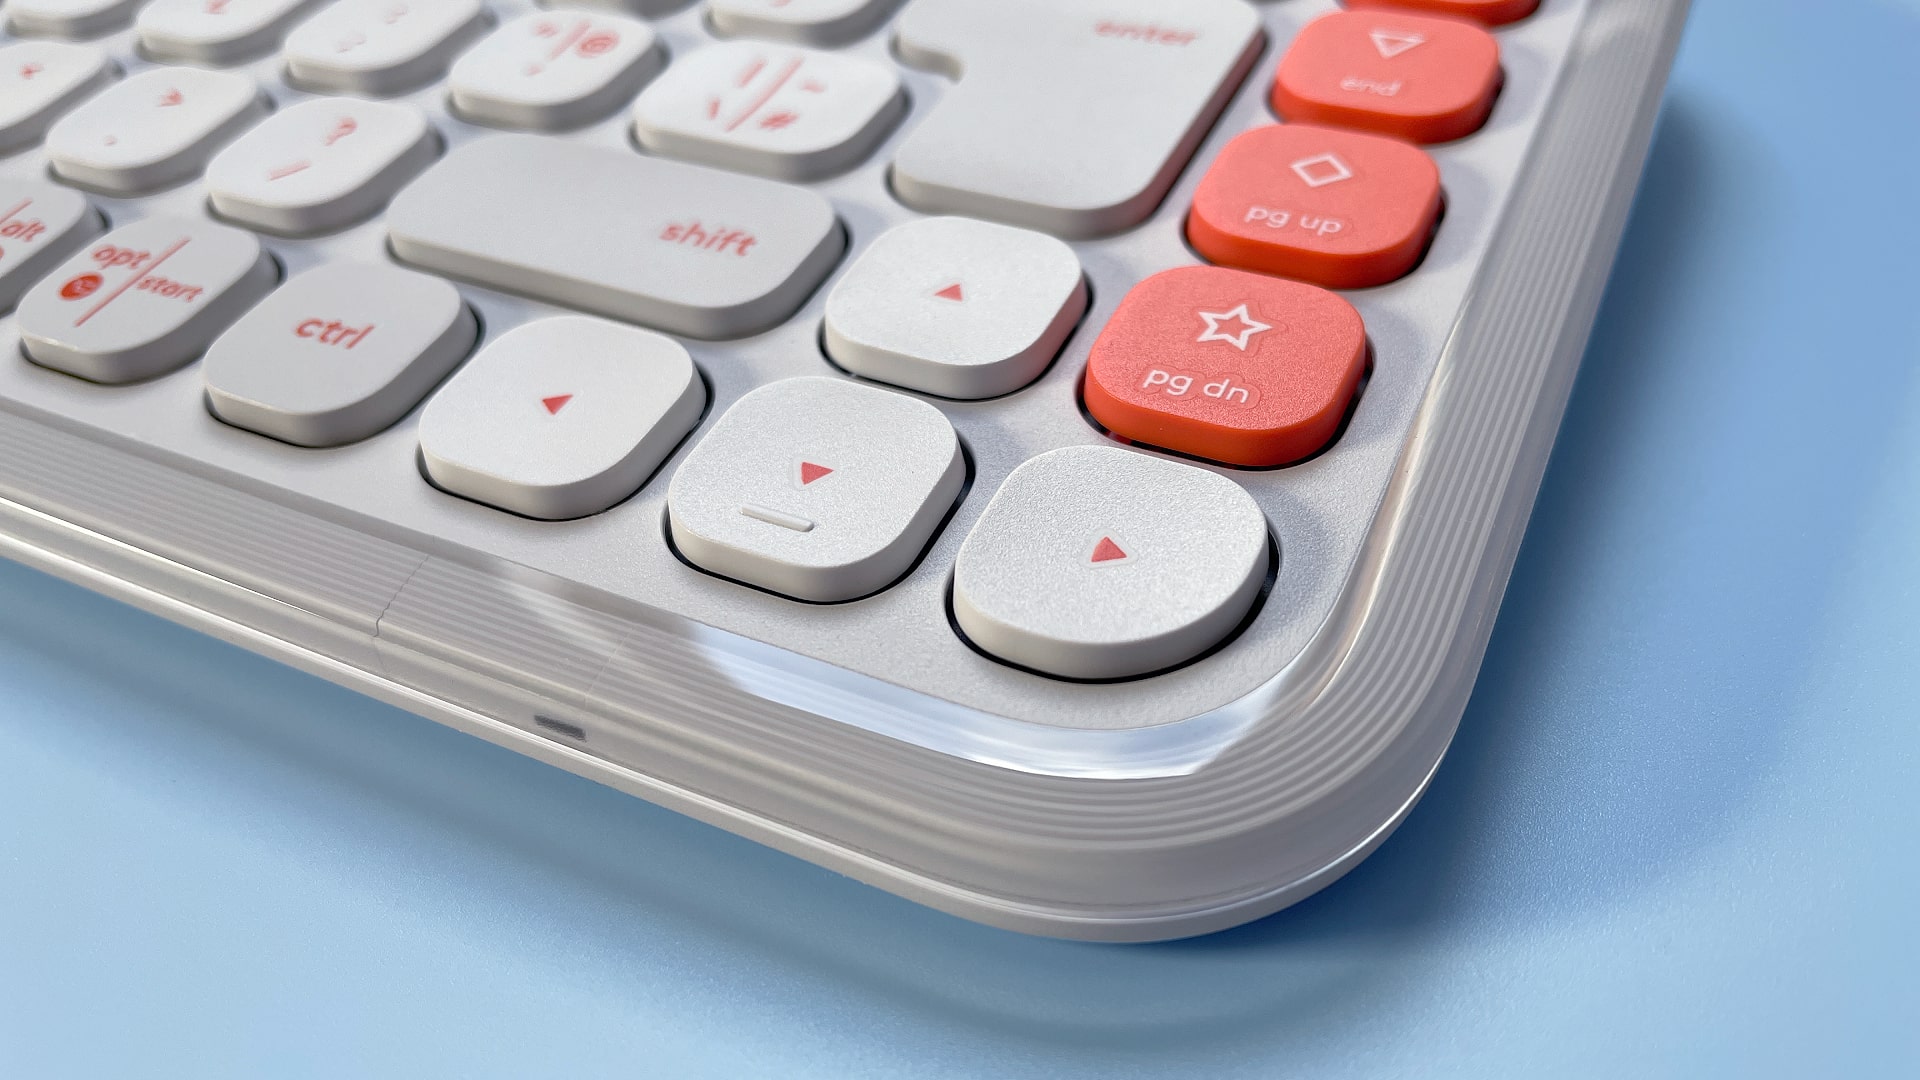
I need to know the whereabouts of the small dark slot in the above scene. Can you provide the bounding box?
[533,715,588,741]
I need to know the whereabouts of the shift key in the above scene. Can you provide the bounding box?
[387,135,845,339]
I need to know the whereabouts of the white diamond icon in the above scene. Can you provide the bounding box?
[1291,152,1354,189]
[1369,29,1426,59]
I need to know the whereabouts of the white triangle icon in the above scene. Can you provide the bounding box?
[1370,29,1426,59]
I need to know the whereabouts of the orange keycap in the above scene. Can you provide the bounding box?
[1274,10,1502,144]
[1344,0,1538,26]
[1187,123,1441,289]
[1083,265,1367,467]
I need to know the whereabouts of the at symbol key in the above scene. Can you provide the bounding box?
[1273,10,1502,144]
[1187,123,1441,289]
[1082,265,1367,467]
[449,11,664,131]
[15,215,276,384]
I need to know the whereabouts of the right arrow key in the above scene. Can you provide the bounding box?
[954,446,1270,680]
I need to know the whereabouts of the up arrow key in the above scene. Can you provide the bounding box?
[541,393,573,414]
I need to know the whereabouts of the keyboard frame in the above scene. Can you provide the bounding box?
[0,0,1690,940]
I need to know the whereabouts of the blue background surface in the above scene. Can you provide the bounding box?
[4,1,1918,1075]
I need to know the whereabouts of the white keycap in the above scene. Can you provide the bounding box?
[667,376,964,602]
[0,42,115,154]
[6,0,141,37]
[541,0,680,16]
[953,445,1269,679]
[892,0,1263,238]
[418,316,706,520]
[44,66,267,195]
[15,215,277,384]
[137,0,325,66]
[204,262,476,446]
[631,40,904,181]
[823,216,1086,399]
[388,134,843,338]
[206,97,436,234]
[0,181,103,313]
[707,0,900,47]
[283,0,491,95]
[448,10,662,131]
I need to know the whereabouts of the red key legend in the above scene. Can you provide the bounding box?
[1187,123,1441,289]
[1084,266,1367,467]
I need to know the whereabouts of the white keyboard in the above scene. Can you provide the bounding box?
[0,0,1690,940]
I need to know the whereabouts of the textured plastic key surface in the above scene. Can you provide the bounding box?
[0,181,102,313]
[44,66,266,195]
[205,97,438,235]
[418,316,705,520]
[890,0,1265,237]
[667,376,964,602]
[1083,265,1368,467]
[282,0,491,95]
[136,0,322,65]
[1188,122,1443,288]
[448,10,662,130]
[954,445,1269,680]
[1273,9,1503,144]
[0,0,1691,940]
[5,0,140,37]
[822,216,1087,400]
[388,134,843,337]
[630,41,904,181]
[706,0,901,47]
[203,261,475,447]
[15,214,275,383]
[0,42,114,154]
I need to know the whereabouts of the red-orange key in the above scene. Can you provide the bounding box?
[1344,0,1538,26]
[1188,123,1441,289]
[1274,10,1502,144]
[1083,265,1367,468]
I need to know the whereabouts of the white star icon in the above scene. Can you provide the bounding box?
[1195,303,1271,351]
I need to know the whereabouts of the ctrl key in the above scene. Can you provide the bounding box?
[953,446,1270,680]
[16,215,275,384]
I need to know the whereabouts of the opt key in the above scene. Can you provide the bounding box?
[1083,265,1367,467]
[1188,123,1440,289]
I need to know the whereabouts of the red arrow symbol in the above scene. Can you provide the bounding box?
[20,63,43,79]
[1089,537,1128,563]
[541,394,573,415]
[933,282,964,302]
[799,461,833,485]
[158,89,184,106]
